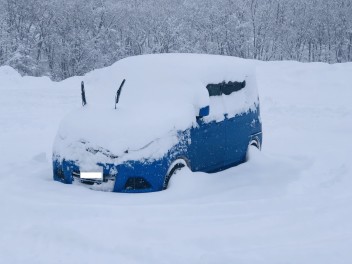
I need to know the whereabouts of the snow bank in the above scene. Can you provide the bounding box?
[54,54,258,163]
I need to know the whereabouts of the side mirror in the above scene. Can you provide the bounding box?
[197,106,209,118]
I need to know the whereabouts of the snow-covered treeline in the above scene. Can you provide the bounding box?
[1,0,352,80]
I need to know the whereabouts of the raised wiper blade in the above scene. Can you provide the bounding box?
[115,79,126,109]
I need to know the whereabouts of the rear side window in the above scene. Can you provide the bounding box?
[206,80,246,96]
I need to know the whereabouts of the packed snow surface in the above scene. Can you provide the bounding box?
[54,54,258,163]
[1,58,352,263]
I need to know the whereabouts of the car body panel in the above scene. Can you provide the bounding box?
[53,106,262,193]
[52,54,262,193]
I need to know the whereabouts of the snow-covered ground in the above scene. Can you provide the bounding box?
[0,59,352,263]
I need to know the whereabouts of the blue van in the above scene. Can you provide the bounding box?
[53,54,262,193]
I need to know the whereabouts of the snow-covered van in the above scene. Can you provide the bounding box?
[52,54,262,192]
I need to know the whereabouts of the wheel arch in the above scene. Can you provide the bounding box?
[249,134,261,150]
[163,156,190,190]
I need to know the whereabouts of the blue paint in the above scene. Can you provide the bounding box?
[198,105,210,117]
[53,106,262,193]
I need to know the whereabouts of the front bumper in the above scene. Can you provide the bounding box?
[53,157,169,193]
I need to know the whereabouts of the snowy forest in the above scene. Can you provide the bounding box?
[1,0,352,80]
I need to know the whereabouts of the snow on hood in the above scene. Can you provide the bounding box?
[54,54,258,163]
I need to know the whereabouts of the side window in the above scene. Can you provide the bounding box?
[206,81,246,96]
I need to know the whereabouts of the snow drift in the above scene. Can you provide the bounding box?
[1,58,352,264]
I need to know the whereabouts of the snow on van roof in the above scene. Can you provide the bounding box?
[55,54,259,164]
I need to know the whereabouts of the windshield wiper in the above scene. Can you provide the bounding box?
[115,79,126,109]
[81,81,87,106]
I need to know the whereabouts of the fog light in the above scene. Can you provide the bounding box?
[125,177,151,190]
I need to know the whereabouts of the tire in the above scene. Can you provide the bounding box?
[246,139,261,161]
[163,159,187,190]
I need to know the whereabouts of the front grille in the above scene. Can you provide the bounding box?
[72,171,80,178]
